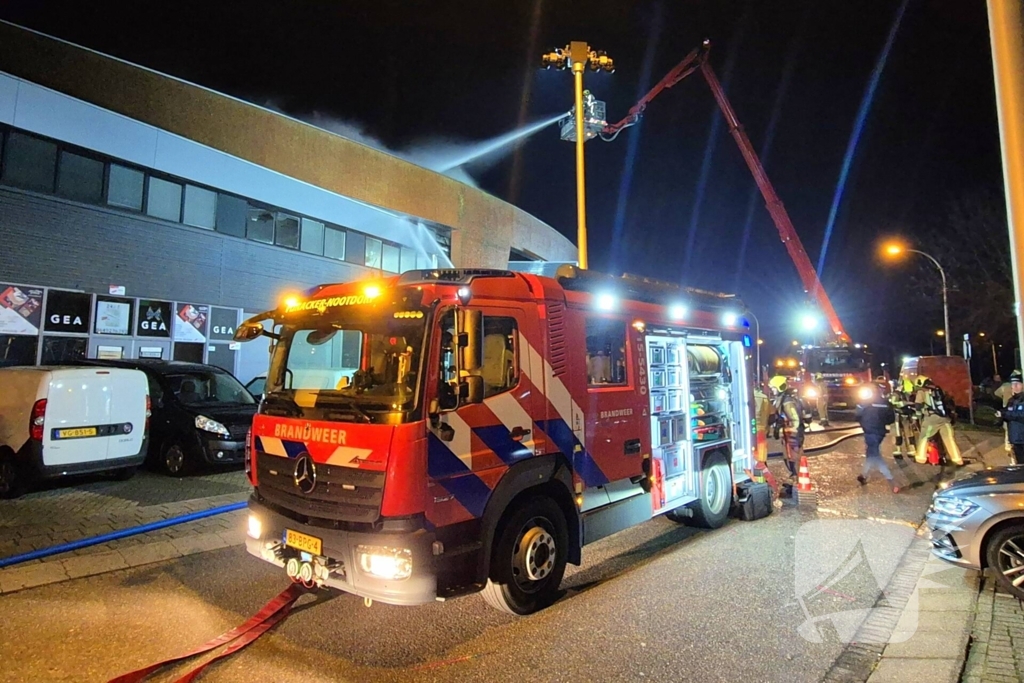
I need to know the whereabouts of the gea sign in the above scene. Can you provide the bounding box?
[43,290,91,334]
[137,300,172,338]
[209,307,240,341]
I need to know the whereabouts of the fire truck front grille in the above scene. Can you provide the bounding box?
[256,456,385,524]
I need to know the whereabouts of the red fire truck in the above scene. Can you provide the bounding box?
[235,266,761,614]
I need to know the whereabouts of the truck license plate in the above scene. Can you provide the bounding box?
[56,427,98,439]
[284,529,322,556]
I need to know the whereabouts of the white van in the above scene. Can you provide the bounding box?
[0,366,149,498]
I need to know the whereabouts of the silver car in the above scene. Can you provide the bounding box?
[926,466,1024,599]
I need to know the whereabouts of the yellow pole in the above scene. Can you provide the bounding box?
[573,61,588,269]
[988,0,1024,363]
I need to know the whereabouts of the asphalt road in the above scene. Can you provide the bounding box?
[0,434,956,683]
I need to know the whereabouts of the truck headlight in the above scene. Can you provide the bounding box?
[247,514,262,539]
[857,386,874,402]
[195,415,231,437]
[803,388,818,399]
[932,496,979,518]
[356,545,413,580]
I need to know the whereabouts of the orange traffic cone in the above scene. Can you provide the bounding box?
[797,456,812,492]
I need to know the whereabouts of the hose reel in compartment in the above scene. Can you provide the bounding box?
[687,345,730,443]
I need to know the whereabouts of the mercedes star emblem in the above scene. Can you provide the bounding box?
[293,454,317,494]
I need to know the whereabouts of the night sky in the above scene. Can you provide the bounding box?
[0,1,1008,365]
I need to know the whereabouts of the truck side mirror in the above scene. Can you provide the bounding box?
[457,309,483,372]
[234,321,265,342]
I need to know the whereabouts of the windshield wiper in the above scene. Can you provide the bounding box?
[322,396,373,423]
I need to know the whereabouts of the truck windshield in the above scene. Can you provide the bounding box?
[266,315,427,423]
[806,348,870,374]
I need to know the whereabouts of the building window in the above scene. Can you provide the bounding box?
[417,252,436,269]
[301,218,324,255]
[0,335,38,368]
[427,225,453,258]
[480,316,519,398]
[56,151,104,204]
[509,248,538,262]
[246,206,275,244]
[215,193,247,237]
[1,131,57,193]
[106,163,144,210]
[345,231,366,265]
[146,176,183,222]
[365,237,383,269]
[586,317,627,386]
[324,225,346,260]
[382,244,401,273]
[275,212,300,249]
[400,247,418,273]
[183,184,217,229]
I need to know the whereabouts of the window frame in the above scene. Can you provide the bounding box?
[105,162,147,212]
[479,313,521,399]
[584,315,633,391]
[145,175,184,223]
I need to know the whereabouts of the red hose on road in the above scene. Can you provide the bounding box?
[107,583,307,683]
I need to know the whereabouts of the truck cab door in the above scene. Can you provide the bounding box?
[427,306,534,524]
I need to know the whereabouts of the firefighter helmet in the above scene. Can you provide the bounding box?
[768,375,789,394]
[914,375,931,388]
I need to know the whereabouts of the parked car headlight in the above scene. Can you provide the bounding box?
[932,496,979,518]
[195,415,230,437]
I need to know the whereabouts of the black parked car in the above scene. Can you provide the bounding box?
[81,360,257,475]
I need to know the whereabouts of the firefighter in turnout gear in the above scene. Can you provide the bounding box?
[769,375,805,478]
[889,377,919,460]
[913,375,963,465]
[996,370,1024,465]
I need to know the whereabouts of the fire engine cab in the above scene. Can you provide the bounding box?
[236,266,763,614]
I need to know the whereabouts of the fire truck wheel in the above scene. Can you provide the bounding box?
[481,496,568,615]
[689,452,732,529]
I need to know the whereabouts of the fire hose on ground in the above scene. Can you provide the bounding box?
[0,501,248,569]
[0,499,321,682]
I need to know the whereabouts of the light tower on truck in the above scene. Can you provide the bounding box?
[541,41,615,269]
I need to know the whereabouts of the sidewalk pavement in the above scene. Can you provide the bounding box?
[0,470,249,594]
[839,432,1021,683]
[962,574,1024,682]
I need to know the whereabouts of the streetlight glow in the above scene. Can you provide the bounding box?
[880,240,951,355]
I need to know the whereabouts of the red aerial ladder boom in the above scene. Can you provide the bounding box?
[603,42,850,344]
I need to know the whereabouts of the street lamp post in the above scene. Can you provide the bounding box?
[884,244,951,355]
[542,42,614,269]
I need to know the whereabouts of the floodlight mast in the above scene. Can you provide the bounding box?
[603,41,849,344]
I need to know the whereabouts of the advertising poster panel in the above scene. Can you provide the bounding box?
[173,303,209,342]
[0,284,43,335]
